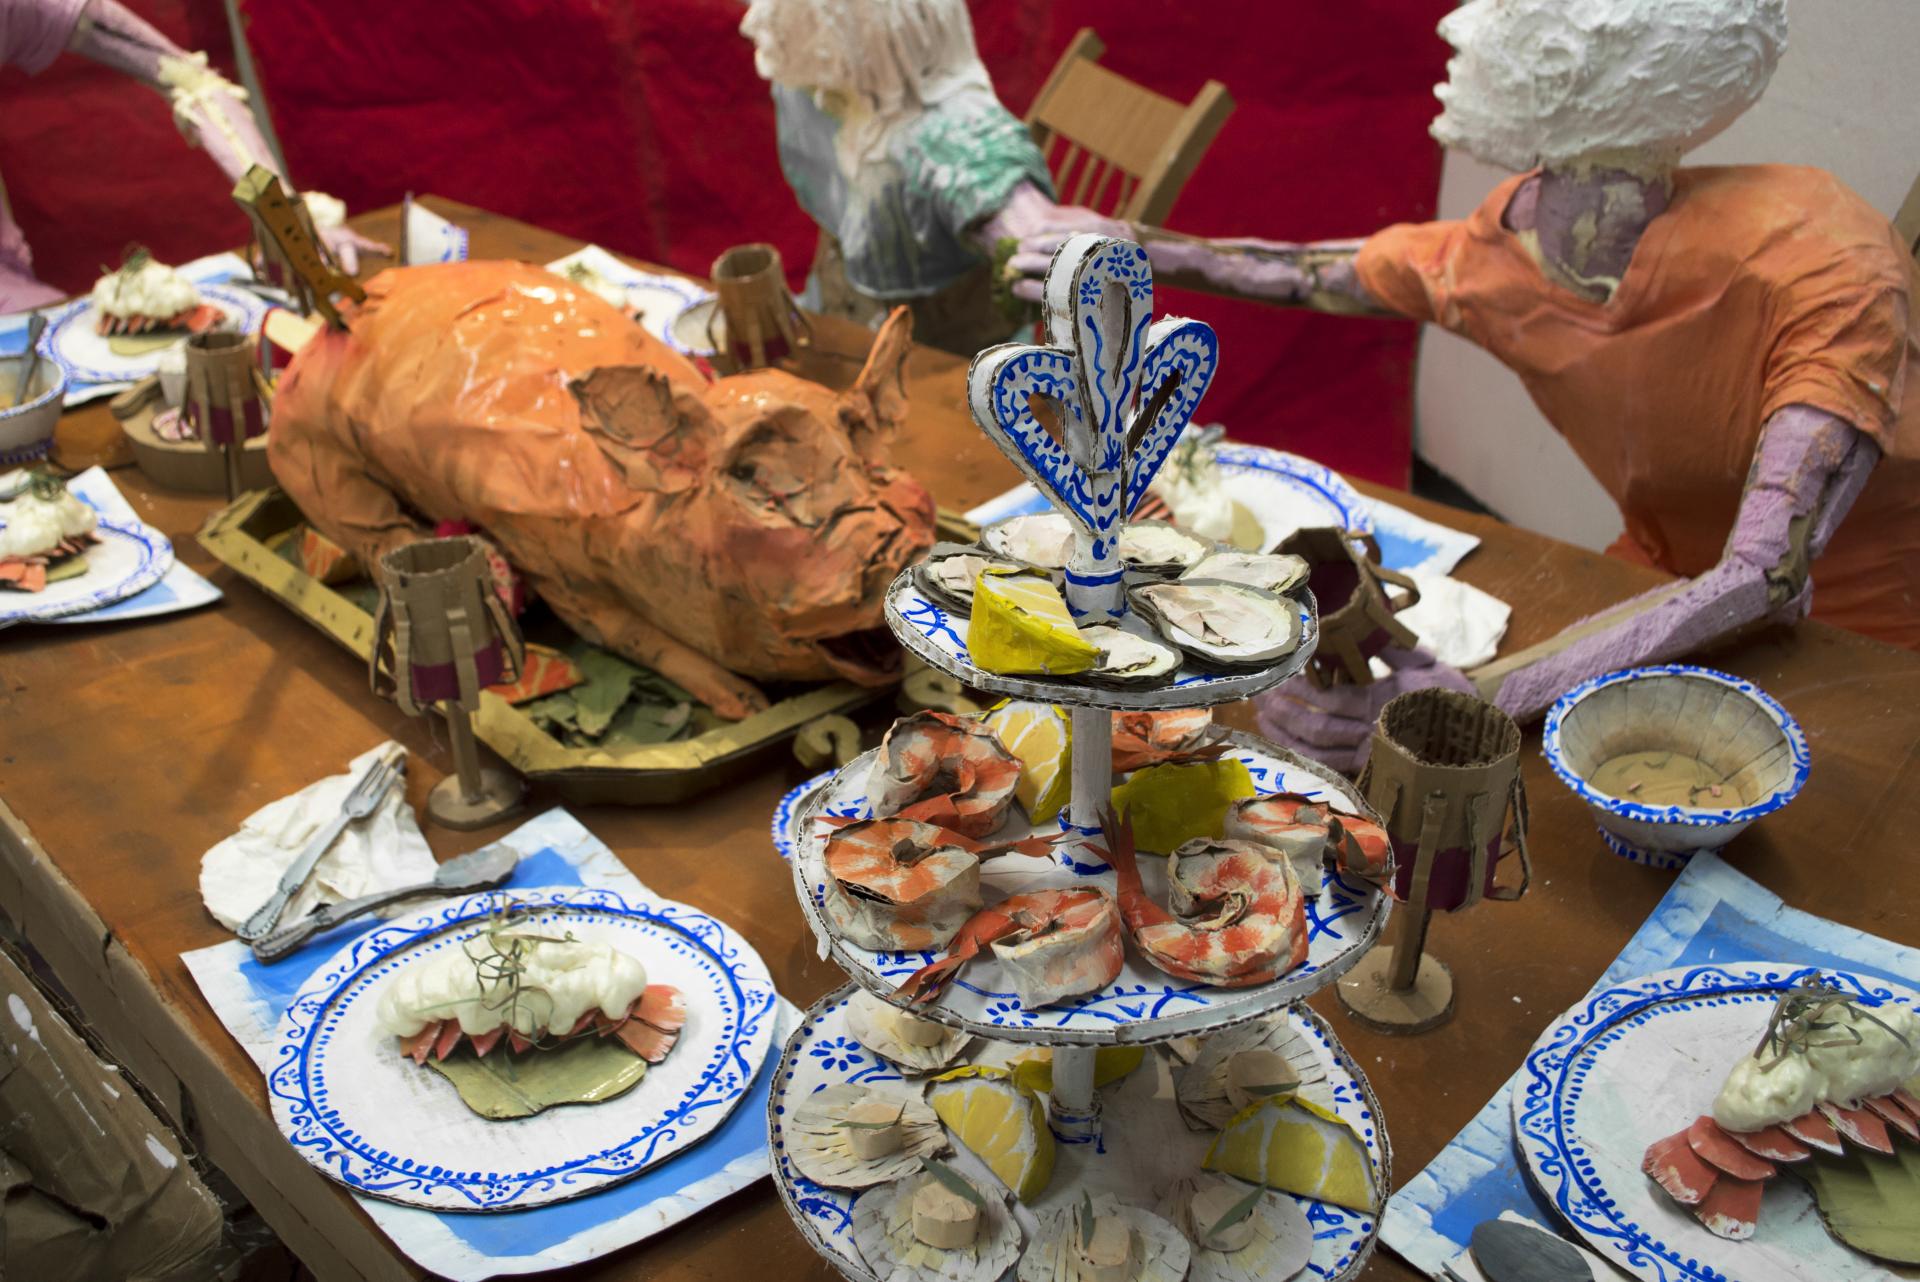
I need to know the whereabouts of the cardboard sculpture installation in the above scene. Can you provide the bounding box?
[269,259,936,721]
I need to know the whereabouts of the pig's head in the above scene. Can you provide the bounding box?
[574,309,935,687]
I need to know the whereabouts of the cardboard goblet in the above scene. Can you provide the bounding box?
[1276,527,1420,687]
[1337,688,1530,1034]
[183,330,271,501]
[708,243,811,371]
[371,536,526,830]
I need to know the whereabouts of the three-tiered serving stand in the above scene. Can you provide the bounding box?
[766,236,1393,1281]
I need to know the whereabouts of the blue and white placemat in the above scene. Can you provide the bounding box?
[37,466,220,624]
[0,253,257,406]
[1380,852,1920,1278]
[185,807,798,1280]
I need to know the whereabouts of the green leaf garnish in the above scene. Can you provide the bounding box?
[1205,1183,1266,1240]
[919,1157,985,1209]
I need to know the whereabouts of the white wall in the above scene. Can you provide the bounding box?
[1414,0,1920,550]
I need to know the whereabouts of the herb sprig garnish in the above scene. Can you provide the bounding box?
[1752,981,1912,1072]
[411,900,580,1046]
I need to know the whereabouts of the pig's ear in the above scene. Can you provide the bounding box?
[837,307,914,459]
[572,366,714,495]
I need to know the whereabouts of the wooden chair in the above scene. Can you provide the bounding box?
[1024,28,1235,226]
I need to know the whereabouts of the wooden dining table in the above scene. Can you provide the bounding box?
[2,199,1916,1282]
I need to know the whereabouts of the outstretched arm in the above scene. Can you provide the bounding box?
[63,0,386,273]
[980,184,1389,314]
[1476,405,1880,722]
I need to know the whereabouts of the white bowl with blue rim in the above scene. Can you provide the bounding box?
[0,356,67,468]
[1542,664,1810,871]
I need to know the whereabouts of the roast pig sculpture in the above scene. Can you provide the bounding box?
[268,260,936,721]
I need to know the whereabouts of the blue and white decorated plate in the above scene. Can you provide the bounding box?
[886,572,1320,712]
[39,283,270,387]
[1514,962,1918,1282]
[772,773,833,862]
[791,731,1388,1045]
[767,985,1388,1282]
[0,516,172,623]
[964,445,1374,547]
[268,885,780,1212]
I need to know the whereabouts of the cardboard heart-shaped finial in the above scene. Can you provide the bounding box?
[966,235,1218,620]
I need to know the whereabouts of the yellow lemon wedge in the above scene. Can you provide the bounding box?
[1202,1095,1375,1211]
[927,1066,1055,1202]
[1007,1046,1145,1095]
[985,700,1073,824]
[1110,757,1257,854]
[969,570,1099,677]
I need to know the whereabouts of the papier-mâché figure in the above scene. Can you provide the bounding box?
[269,260,935,721]
[0,0,384,312]
[1014,0,1919,772]
[739,0,1130,355]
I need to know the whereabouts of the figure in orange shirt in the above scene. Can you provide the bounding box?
[1012,0,1913,771]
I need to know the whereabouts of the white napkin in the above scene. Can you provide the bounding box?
[1392,570,1512,670]
[198,743,436,933]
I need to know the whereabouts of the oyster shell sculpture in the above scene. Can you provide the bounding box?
[1118,520,1211,577]
[852,1167,1024,1282]
[846,990,975,1074]
[915,543,1043,612]
[1175,1014,1337,1131]
[982,512,1076,571]
[1079,625,1181,687]
[1015,1194,1190,1282]
[1156,1176,1314,1282]
[1183,551,1310,597]
[1131,581,1302,669]
[787,1083,948,1190]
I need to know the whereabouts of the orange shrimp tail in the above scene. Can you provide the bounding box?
[1096,807,1145,896]
[892,903,1023,1003]
[894,954,967,1004]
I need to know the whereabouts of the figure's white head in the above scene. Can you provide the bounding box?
[1432,0,1788,171]
[739,0,987,112]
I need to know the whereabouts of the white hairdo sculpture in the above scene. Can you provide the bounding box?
[740,0,992,164]
[1432,0,1790,171]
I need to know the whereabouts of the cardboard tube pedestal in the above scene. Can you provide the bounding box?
[429,709,524,831]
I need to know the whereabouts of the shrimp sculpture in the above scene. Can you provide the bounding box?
[1226,793,1394,887]
[1110,708,1231,773]
[820,816,1056,952]
[869,710,1022,839]
[1096,808,1310,988]
[894,889,1123,1009]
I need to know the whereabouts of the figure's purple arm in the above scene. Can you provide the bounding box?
[61,0,385,273]
[1477,405,1880,721]
[988,189,1387,314]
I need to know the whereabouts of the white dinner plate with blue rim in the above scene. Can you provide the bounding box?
[39,283,270,387]
[268,885,780,1212]
[767,985,1389,1282]
[1514,962,1919,1282]
[790,730,1388,1045]
[963,443,1375,547]
[0,516,172,623]
[772,772,834,862]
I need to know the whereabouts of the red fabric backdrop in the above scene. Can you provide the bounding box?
[0,0,1451,484]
